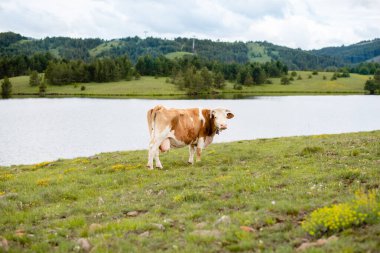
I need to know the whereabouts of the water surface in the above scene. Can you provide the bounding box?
[1,96,379,166]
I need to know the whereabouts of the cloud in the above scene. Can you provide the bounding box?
[0,0,379,49]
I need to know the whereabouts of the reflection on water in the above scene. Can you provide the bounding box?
[0,95,379,166]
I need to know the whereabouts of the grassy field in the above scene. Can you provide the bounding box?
[4,71,368,98]
[165,52,194,60]
[1,131,379,252]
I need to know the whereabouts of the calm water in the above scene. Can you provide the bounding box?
[1,96,380,166]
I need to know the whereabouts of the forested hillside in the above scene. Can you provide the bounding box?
[312,39,380,64]
[1,32,379,70]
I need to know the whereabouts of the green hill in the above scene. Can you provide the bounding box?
[311,39,380,64]
[0,131,379,252]
[1,32,380,69]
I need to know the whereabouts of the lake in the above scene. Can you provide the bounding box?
[1,95,380,166]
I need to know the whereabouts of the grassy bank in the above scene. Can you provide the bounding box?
[5,71,368,98]
[1,131,379,252]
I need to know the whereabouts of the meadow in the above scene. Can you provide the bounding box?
[0,131,379,252]
[6,71,368,98]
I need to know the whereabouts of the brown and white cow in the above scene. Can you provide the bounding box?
[146,105,234,169]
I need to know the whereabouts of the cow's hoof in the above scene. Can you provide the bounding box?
[147,165,154,170]
[188,161,194,165]
[156,166,163,170]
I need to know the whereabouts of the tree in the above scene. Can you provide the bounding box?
[1,76,12,98]
[29,70,41,86]
[200,67,213,90]
[291,71,297,77]
[374,69,380,84]
[244,73,254,85]
[39,78,47,97]
[364,79,377,94]
[213,72,225,89]
[281,76,291,85]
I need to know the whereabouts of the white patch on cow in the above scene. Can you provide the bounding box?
[197,137,205,149]
[204,136,214,148]
[199,108,205,126]
[167,130,187,148]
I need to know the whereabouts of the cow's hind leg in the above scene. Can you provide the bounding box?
[155,150,163,169]
[155,139,170,169]
[188,145,196,164]
[147,140,157,170]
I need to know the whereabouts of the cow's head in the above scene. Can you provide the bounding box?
[211,108,234,133]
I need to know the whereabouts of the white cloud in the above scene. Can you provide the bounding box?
[0,0,379,49]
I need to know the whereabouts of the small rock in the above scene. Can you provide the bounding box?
[126,211,139,217]
[15,229,25,237]
[139,231,150,237]
[195,222,208,229]
[157,190,166,196]
[0,193,18,200]
[151,223,165,231]
[146,189,154,195]
[214,215,231,227]
[98,197,104,205]
[240,226,255,232]
[190,229,221,239]
[77,238,91,252]
[163,218,174,225]
[0,236,9,252]
[89,223,102,233]
[94,212,104,218]
[297,235,338,251]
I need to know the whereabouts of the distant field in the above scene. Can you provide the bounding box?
[165,51,194,60]
[8,76,186,97]
[247,42,272,63]
[89,40,126,58]
[223,71,368,94]
[4,71,368,98]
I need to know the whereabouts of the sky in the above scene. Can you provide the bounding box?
[0,0,379,50]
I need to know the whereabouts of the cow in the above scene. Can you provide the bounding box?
[146,105,234,169]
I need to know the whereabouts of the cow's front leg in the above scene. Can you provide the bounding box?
[188,145,196,164]
[196,138,204,162]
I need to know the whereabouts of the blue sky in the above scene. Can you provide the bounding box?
[0,0,379,49]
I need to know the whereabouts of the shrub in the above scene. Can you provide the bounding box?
[1,76,12,98]
[265,79,273,84]
[300,146,323,156]
[312,71,318,75]
[280,76,291,85]
[302,190,380,237]
[233,83,243,90]
[81,85,86,91]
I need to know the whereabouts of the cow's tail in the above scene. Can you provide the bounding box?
[147,105,164,138]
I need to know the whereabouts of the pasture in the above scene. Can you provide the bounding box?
[1,131,379,252]
[6,71,368,98]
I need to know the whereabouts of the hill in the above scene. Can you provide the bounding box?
[0,131,379,252]
[1,32,380,70]
[311,39,380,64]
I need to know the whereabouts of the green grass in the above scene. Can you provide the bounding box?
[224,71,368,94]
[8,76,186,97]
[4,71,369,98]
[89,40,127,58]
[165,51,194,60]
[1,131,380,252]
[247,42,272,63]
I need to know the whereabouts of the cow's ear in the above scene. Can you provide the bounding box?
[226,110,234,119]
[211,110,216,118]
